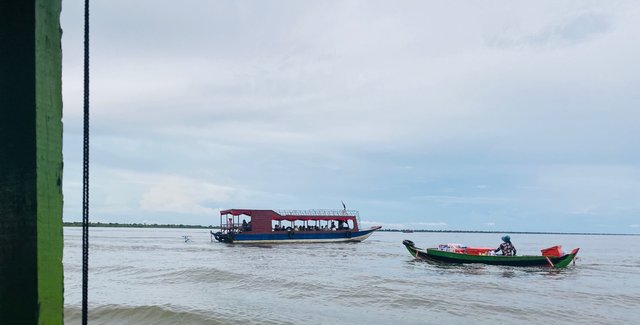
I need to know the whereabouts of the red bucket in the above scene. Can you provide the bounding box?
[541,245,563,257]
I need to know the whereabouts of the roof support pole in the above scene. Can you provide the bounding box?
[0,0,64,323]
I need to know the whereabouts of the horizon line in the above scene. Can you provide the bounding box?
[62,221,639,236]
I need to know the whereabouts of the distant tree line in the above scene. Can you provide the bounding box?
[63,221,218,229]
[380,229,638,236]
[61,222,636,235]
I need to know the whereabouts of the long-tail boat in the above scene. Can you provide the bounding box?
[211,209,381,244]
[402,240,579,268]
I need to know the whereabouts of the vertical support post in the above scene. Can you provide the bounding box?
[0,0,64,324]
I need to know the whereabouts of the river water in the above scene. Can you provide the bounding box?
[63,227,640,324]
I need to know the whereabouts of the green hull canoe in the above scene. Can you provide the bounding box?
[403,240,579,269]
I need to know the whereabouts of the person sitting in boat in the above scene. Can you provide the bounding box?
[330,221,336,230]
[495,235,517,256]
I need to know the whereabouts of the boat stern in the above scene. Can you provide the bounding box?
[211,231,235,243]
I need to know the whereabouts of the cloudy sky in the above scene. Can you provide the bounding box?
[60,1,640,233]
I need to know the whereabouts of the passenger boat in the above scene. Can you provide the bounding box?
[211,209,382,244]
[402,240,580,268]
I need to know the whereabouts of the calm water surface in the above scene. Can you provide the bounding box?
[63,227,640,324]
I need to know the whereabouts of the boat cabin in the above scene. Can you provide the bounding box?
[218,209,361,234]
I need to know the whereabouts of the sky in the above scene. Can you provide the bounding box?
[60,1,640,233]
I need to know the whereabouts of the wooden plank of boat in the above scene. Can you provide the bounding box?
[402,240,580,269]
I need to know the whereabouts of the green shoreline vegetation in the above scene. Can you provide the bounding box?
[62,222,638,236]
[63,221,215,229]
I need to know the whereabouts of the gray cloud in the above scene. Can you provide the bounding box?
[61,1,640,232]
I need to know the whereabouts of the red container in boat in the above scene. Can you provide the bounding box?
[541,245,563,257]
[466,247,493,255]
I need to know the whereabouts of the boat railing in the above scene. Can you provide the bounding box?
[221,224,238,232]
[276,209,359,218]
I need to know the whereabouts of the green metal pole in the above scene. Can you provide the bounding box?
[0,0,64,324]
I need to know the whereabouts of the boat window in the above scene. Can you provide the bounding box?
[272,220,286,231]
[241,217,252,232]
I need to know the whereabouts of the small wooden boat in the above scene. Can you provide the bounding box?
[403,240,579,268]
[211,208,381,244]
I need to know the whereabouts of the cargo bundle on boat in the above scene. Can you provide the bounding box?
[402,240,579,268]
[212,209,381,244]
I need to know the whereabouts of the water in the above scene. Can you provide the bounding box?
[63,227,640,324]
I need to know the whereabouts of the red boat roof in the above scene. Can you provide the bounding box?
[220,209,358,221]
[220,209,272,216]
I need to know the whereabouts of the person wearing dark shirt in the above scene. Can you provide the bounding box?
[495,235,516,256]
